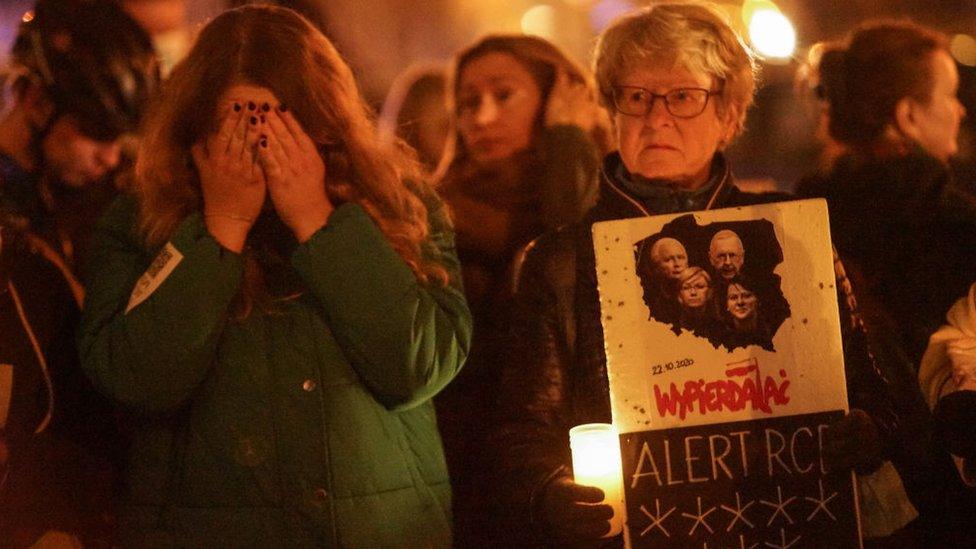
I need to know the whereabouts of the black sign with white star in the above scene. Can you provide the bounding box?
[620,411,859,548]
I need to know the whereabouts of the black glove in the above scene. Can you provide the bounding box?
[539,475,615,546]
[823,408,884,475]
[934,390,976,460]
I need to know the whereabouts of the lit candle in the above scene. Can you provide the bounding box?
[569,423,626,537]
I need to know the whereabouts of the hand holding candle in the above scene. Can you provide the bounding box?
[569,423,626,538]
[540,477,614,542]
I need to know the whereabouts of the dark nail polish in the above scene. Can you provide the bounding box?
[250,116,257,125]
[277,103,288,112]
[233,103,242,112]
[247,101,256,111]
[259,138,268,148]
[261,102,270,112]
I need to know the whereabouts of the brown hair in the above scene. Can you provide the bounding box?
[820,20,949,147]
[377,64,449,170]
[722,273,760,329]
[136,5,446,315]
[593,1,757,142]
[435,34,608,178]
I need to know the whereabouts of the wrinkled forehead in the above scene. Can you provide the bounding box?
[616,48,717,88]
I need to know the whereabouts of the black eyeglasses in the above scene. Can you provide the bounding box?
[611,86,722,119]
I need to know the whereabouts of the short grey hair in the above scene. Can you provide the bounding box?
[593,1,758,141]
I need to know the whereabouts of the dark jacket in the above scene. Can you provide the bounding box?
[435,125,600,545]
[79,194,471,547]
[798,150,976,368]
[0,153,120,547]
[798,150,976,544]
[492,153,898,544]
[437,125,600,421]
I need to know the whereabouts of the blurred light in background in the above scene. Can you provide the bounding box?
[562,0,596,8]
[521,4,557,38]
[741,0,778,26]
[805,41,828,66]
[588,0,633,33]
[0,1,34,71]
[747,6,796,60]
[951,34,976,67]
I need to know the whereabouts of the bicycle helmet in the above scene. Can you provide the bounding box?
[11,0,160,141]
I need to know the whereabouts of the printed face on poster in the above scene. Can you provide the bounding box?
[592,199,861,548]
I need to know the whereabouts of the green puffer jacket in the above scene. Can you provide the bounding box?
[78,193,471,548]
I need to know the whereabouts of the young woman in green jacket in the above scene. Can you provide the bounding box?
[78,5,471,546]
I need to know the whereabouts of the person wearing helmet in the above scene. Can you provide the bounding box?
[0,0,159,546]
[1,0,159,252]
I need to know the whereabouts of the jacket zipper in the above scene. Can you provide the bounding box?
[601,166,730,217]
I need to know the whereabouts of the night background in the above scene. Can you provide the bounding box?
[2,0,974,189]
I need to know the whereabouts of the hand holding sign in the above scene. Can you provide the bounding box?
[823,408,884,475]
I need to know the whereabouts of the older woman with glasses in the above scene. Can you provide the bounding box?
[491,2,900,545]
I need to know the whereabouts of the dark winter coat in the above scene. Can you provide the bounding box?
[798,150,976,368]
[434,125,600,545]
[0,153,120,547]
[798,149,976,544]
[491,152,899,544]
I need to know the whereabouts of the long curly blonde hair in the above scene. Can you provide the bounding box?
[135,5,446,314]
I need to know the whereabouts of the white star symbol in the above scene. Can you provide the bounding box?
[738,534,760,549]
[805,478,839,522]
[760,486,796,526]
[639,499,676,538]
[681,496,717,535]
[721,491,756,531]
[763,528,801,549]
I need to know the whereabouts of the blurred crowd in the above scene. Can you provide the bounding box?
[0,0,973,547]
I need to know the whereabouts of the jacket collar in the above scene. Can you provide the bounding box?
[593,152,734,221]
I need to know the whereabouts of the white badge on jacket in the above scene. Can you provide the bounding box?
[126,242,184,314]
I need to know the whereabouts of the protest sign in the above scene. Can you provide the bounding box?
[593,199,860,548]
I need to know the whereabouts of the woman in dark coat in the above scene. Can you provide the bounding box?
[433,34,610,546]
[798,21,974,368]
[491,3,902,546]
[797,19,976,545]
